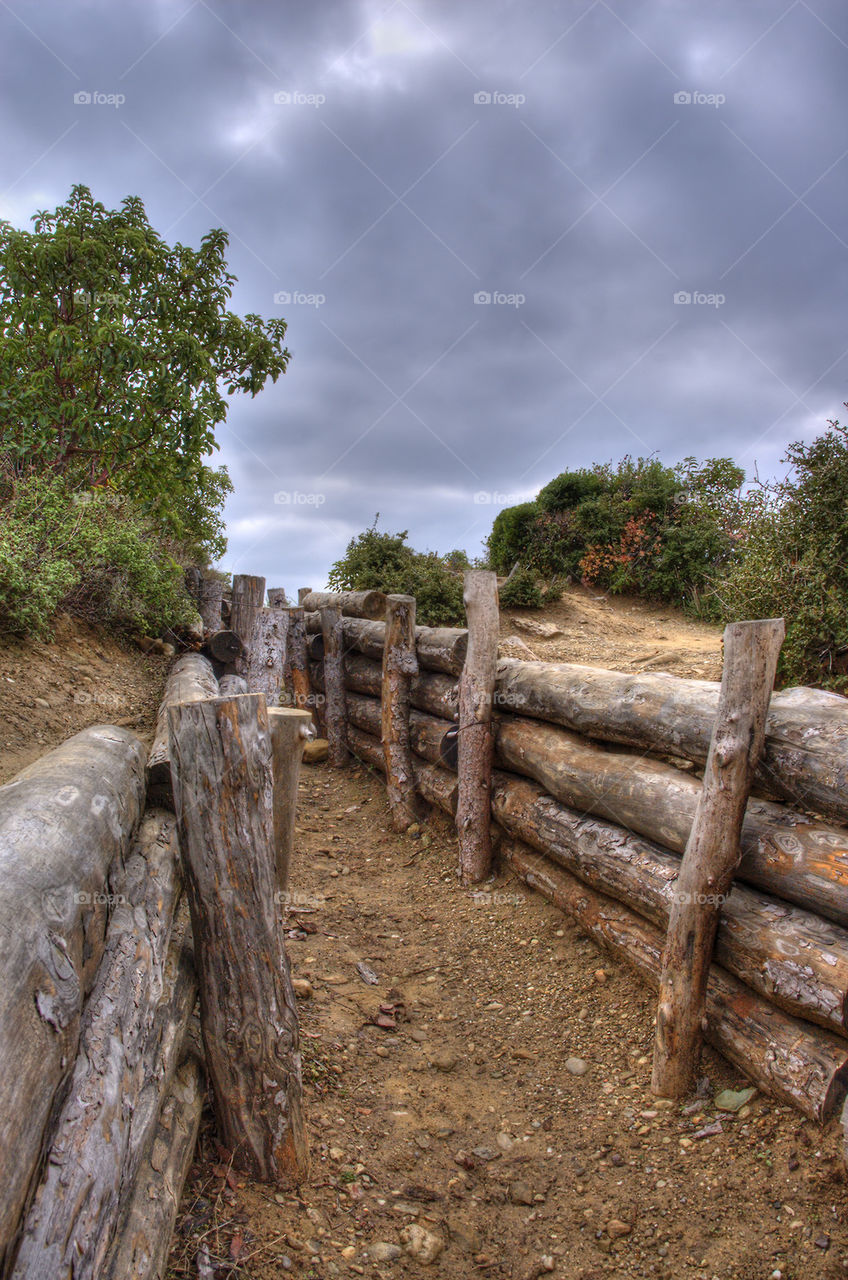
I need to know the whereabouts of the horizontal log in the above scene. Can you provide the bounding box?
[307,618,468,676]
[345,693,451,767]
[206,629,244,665]
[491,773,848,1034]
[300,590,387,619]
[346,726,458,815]
[218,673,248,697]
[345,654,458,720]
[103,1051,204,1280]
[498,836,848,1123]
[0,727,148,1270]
[496,658,848,825]
[148,654,219,807]
[11,813,196,1280]
[495,716,848,927]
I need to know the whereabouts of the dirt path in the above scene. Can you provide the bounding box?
[167,759,848,1280]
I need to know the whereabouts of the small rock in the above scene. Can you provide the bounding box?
[814,1234,830,1251]
[410,1029,428,1043]
[509,1181,535,1206]
[430,1052,457,1073]
[400,1224,444,1264]
[448,1219,482,1252]
[513,1048,537,1061]
[714,1087,756,1112]
[610,1152,624,1167]
[496,1132,514,1152]
[407,823,421,836]
[368,1241,402,1262]
[566,1057,589,1076]
[606,1219,632,1239]
[34,697,50,709]
[471,1146,499,1162]
[594,969,607,984]
[303,738,329,764]
[291,979,313,999]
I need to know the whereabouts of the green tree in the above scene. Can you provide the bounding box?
[328,519,466,626]
[0,185,291,561]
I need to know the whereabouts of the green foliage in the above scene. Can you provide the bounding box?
[0,469,196,638]
[327,519,466,626]
[487,456,744,612]
[499,565,543,609]
[714,417,848,689]
[0,185,287,561]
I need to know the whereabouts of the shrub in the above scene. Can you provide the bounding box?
[327,519,466,626]
[486,501,540,575]
[499,565,543,609]
[0,469,196,638]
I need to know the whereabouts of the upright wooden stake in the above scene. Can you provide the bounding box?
[230,574,266,674]
[297,587,312,605]
[167,693,308,1183]
[196,574,223,633]
[320,605,348,766]
[381,595,421,831]
[285,607,312,719]
[268,587,289,608]
[246,607,289,707]
[268,707,313,896]
[456,570,500,884]
[651,618,785,1099]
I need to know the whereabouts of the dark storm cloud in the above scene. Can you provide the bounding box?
[3,0,848,592]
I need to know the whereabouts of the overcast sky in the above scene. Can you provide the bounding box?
[3,0,848,594]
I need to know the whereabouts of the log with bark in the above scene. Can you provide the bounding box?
[321,605,348,768]
[498,836,848,1123]
[345,692,451,768]
[491,773,848,1034]
[283,606,312,720]
[268,587,289,608]
[147,653,219,808]
[346,725,458,817]
[268,708,312,896]
[652,618,784,1099]
[196,575,224,634]
[102,1050,204,1280]
[494,716,848,927]
[245,607,289,707]
[299,589,387,619]
[382,596,421,830]
[218,674,248,697]
[306,618,468,676]
[341,653,458,720]
[457,570,499,883]
[0,727,148,1271]
[495,658,848,825]
[230,574,266,675]
[10,813,197,1280]
[167,693,308,1183]
[205,629,243,666]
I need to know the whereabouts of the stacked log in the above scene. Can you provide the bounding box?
[0,727,148,1272]
[305,620,468,676]
[147,654,219,808]
[300,589,387,619]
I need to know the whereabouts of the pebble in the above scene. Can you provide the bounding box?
[448,1219,482,1252]
[34,697,50,709]
[368,1241,402,1262]
[606,1219,632,1239]
[400,1224,444,1264]
[594,969,607,983]
[410,1029,428,1043]
[566,1057,589,1076]
[496,1132,514,1152]
[509,1181,535,1206]
[430,1052,457,1073]
[302,738,329,763]
[291,979,313,999]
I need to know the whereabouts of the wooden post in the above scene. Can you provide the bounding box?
[456,570,500,884]
[651,618,785,1099]
[230,574,266,673]
[320,605,348,767]
[268,587,289,608]
[218,673,248,697]
[246,607,289,707]
[297,586,312,605]
[285,606,313,718]
[381,594,421,831]
[167,693,308,1183]
[206,629,243,665]
[196,574,223,633]
[268,708,313,896]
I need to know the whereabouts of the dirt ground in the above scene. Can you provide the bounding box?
[2,596,846,1279]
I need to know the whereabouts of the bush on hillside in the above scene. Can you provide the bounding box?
[499,565,543,609]
[0,468,197,638]
[327,520,466,626]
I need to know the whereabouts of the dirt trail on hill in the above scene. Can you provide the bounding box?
[2,599,846,1278]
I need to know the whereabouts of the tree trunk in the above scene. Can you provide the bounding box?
[196,575,223,634]
[206,629,243,665]
[491,773,848,1034]
[309,618,468,676]
[498,836,848,1123]
[284,607,312,721]
[457,570,499,884]
[102,1051,204,1280]
[495,658,848,824]
[346,693,451,767]
[321,606,348,768]
[268,708,312,897]
[0,727,148,1271]
[382,596,421,831]
[342,653,458,720]
[347,726,458,816]
[230,575,266,675]
[300,589,387,619]
[495,716,848,927]
[167,693,308,1183]
[268,587,289,607]
[245,607,289,707]
[10,813,197,1280]
[147,654,219,808]
[653,619,785,1099]
[297,587,312,605]
[218,674,248,697]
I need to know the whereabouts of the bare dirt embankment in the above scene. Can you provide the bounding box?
[2,595,846,1280]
